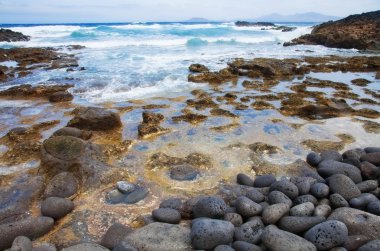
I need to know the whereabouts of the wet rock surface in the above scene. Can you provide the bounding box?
[0,28,30,42]
[67,107,122,131]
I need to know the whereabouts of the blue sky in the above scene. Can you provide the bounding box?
[0,0,379,23]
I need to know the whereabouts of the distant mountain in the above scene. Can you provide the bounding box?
[183,17,212,23]
[254,12,341,22]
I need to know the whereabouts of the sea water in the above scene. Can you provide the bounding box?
[0,22,362,104]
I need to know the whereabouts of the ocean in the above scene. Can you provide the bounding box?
[0,22,361,104]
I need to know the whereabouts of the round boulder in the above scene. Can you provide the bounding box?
[327,174,361,201]
[235,196,262,218]
[270,180,299,200]
[192,196,227,219]
[41,197,74,219]
[234,217,264,244]
[152,208,181,224]
[304,220,348,250]
[262,203,290,225]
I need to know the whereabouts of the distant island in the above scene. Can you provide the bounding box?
[183,17,212,23]
[253,12,341,22]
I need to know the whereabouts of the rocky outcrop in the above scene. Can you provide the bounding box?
[284,10,380,50]
[0,28,30,42]
[235,21,275,27]
[0,84,73,101]
[67,107,122,131]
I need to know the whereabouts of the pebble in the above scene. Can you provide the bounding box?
[349,193,378,209]
[11,236,32,251]
[318,160,362,183]
[152,208,181,224]
[100,223,131,249]
[253,174,276,187]
[191,218,234,250]
[364,147,380,153]
[357,239,380,251]
[290,176,316,195]
[310,183,330,198]
[306,152,322,166]
[289,202,314,217]
[294,194,318,206]
[343,158,361,168]
[261,225,317,251]
[245,188,265,203]
[320,150,342,162]
[44,172,78,198]
[234,217,264,244]
[223,213,243,227]
[367,200,380,216]
[314,204,332,218]
[359,161,380,180]
[262,203,290,225]
[344,235,372,251]
[356,180,379,193]
[278,216,325,234]
[270,180,299,199]
[330,193,349,208]
[268,191,293,207]
[116,181,135,194]
[237,173,254,186]
[41,197,74,220]
[304,220,348,250]
[235,196,262,218]
[360,152,380,166]
[124,187,149,204]
[327,174,361,201]
[159,198,183,211]
[192,196,227,218]
[169,164,199,181]
[342,148,366,160]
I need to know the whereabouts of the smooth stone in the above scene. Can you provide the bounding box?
[349,193,378,209]
[159,198,183,211]
[328,207,380,239]
[106,190,125,204]
[268,191,292,207]
[126,222,191,251]
[361,152,380,166]
[310,183,330,198]
[234,217,264,244]
[61,243,109,251]
[253,174,276,188]
[320,150,343,162]
[52,127,92,140]
[330,194,349,208]
[11,236,32,251]
[357,239,380,251]
[344,235,372,251]
[327,174,361,201]
[314,204,332,218]
[342,148,366,160]
[116,181,135,194]
[223,213,243,227]
[169,164,199,181]
[364,147,380,153]
[318,160,362,183]
[304,220,348,250]
[290,202,314,217]
[214,245,235,251]
[124,187,149,204]
[278,216,325,234]
[112,240,137,251]
[290,177,316,195]
[318,198,331,206]
[306,152,322,166]
[191,218,234,250]
[270,180,299,200]
[44,172,78,198]
[367,200,380,216]
[356,180,379,193]
[359,161,380,180]
[100,223,132,249]
[343,158,361,168]
[0,217,54,250]
[245,188,265,203]
[294,194,318,206]
[261,225,316,251]
[192,196,227,219]
[237,173,254,186]
[41,197,74,220]
[235,196,262,218]
[232,241,262,251]
[262,203,290,225]
[152,208,181,224]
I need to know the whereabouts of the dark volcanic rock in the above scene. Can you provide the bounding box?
[152,208,181,224]
[349,193,378,209]
[320,150,343,162]
[41,197,74,219]
[310,182,330,198]
[234,217,264,244]
[0,28,30,42]
[192,196,227,218]
[289,202,315,217]
[169,164,199,181]
[235,196,263,218]
[253,174,276,187]
[318,160,362,183]
[191,218,234,250]
[48,91,74,103]
[344,235,372,251]
[356,180,379,193]
[357,239,380,251]
[290,176,316,195]
[361,152,380,166]
[294,194,318,206]
[0,84,73,99]
[327,174,361,200]
[314,204,332,218]
[284,10,380,50]
[328,207,380,239]
[306,152,322,166]
[223,213,243,227]
[359,161,380,180]
[367,200,380,216]
[44,172,79,198]
[67,107,122,131]
[268,191,293,207]
[237,173,254,186]
[0,217,54,250]
[270,180,299,199]
[261,225,316,251]
[262,203,290,225]
[304,220,348,250]
[278,216,325,234]
[330,193,349,208]
[100,223,132,249]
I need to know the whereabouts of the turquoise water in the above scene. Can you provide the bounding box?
[0,22,362,103]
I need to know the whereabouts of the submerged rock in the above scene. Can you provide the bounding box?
[67,107,122,131]
[169,164,200,181]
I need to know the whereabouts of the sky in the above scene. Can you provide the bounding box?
[0,0,379,24]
